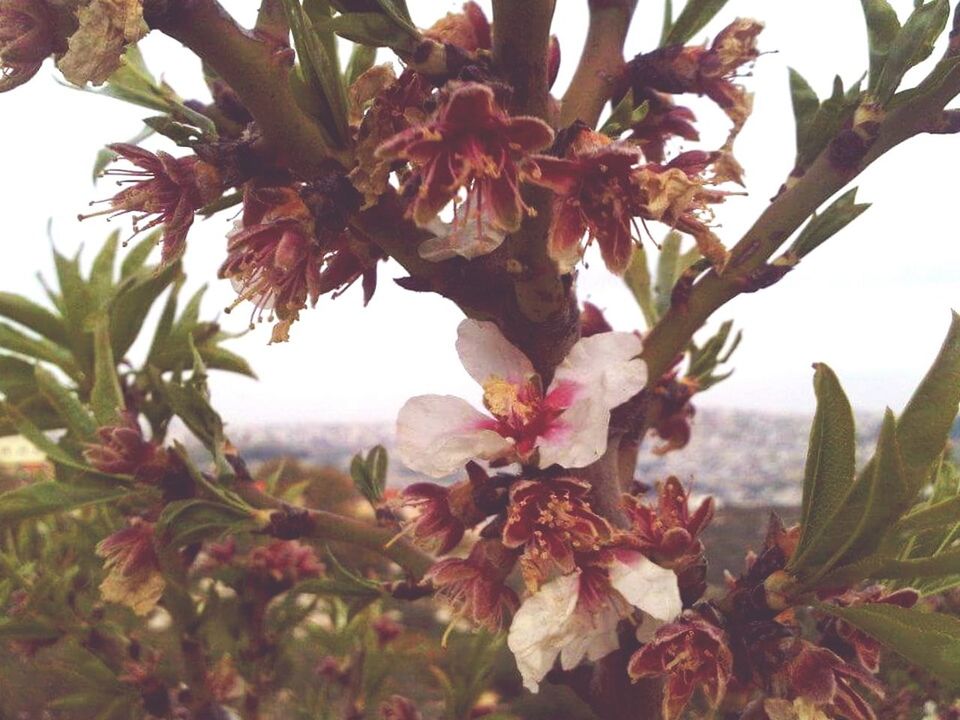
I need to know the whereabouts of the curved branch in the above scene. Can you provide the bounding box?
[640,61,960,385]
[236,481,434,580]
[560,0,639,128]
[144,0,347,175]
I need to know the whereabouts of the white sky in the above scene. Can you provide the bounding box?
[0,0,957,426]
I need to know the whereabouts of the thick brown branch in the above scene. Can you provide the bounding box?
[255,0,289,40]
[561,0,639,128]
[492,0,556,119]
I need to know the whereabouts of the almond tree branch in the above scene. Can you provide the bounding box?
[560,0,639,127]
[144,0,347,175]
[492,0,557,119]
[234,481,435,580]
[255,0,289,40]
[639,61,960,386]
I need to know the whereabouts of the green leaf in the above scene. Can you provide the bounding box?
[896,311,960,498]
[0,292,68,346]
[282,0,350,146]
[794,75,864,172]
[90,231,119,300]
[898,494,960,532]
[0,480,132,523]
[792,364,856,566]
[599,91,649,138]
[53,248,96,370]
[0,322,79,379]
[345,43,378,86]
[624,245,658,328]
[793,408,910,581]
[91,318,125,426]
[367,445,388,487]
[34,366,98,440]
[87,45,217,137]
[0,400,92,472]
[323,12,419,52]
[860,0,902,92]
[350,445,388,505]
[0,355,41,401]
[110,259,182,360]
[665,0,729,45]
[156,499,253,547]
[686,320,741,390]
[818,604,960,685]
[659,0,674,47]
[874,0,950,103]
[833,409,910,563]
[654,232,682,318]
[119,231,160,279]
[789,188,871,259]
[789,68,820,160]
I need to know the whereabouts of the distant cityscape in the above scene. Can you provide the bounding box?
[217,408,889,507]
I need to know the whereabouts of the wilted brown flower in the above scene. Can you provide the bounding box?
[377,82,553,233]
[57,0,147,86]
[0,0,59,92]
[502,476,612,589]
[424,539,519,632]
[423,1,490,53]
[628,613,734,720]
[96,519,165,616]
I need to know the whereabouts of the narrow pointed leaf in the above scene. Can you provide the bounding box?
[0,481,133,523]
[896,311,960,498]
[665,0,729,46]
[91,318,125,426]
[34,366,98,440]
[874,0,950,103]
[860,0,902,91]
[818,603,960,685]
[793,364,856,566]
[0,293,68,346]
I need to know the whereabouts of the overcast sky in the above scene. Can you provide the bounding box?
[0,0,957,426]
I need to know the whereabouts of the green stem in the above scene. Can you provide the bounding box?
[144,0,347,175]
[237,483,434,579]
[560,0,639,128]
[640,60,960,385]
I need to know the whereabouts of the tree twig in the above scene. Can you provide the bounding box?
[561,0,639,128]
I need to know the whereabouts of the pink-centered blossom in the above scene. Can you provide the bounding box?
[396,318,647,476]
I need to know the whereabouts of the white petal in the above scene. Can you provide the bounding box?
[536,396,609,470]
[558,603,621,671]
[456,319,535,385]
[507,572,579,693]
[610,552,682,624]
[395,395,514,477]
[552,332,647,411]
[537,332,647,470]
